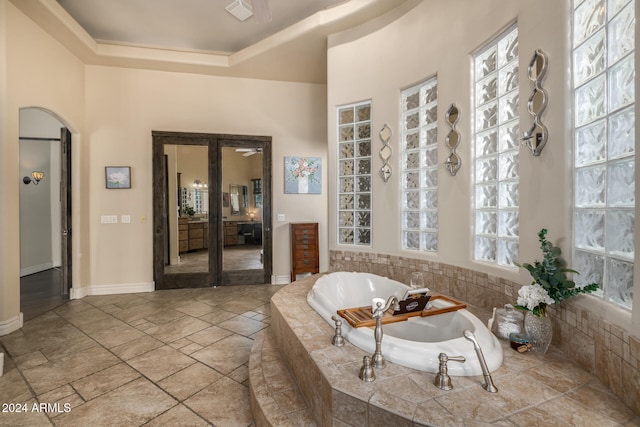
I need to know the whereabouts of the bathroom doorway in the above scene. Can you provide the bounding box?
[152,131,272,289]
[19,108,72,320]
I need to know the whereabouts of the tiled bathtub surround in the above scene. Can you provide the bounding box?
[270,275,640,425]
[329,250,640,417]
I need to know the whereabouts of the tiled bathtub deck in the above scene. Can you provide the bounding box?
[257,275,640,426]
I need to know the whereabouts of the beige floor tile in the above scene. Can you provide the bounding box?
[21,345,120,395]
[228,363,250,385]
[184,376,253,426]
[110,335,165,361]
[219,315,267,337]
[71,362,141,401]
[175,301,216,317]
[186,325,233,346]
[191,334,254,374]
[127,345,195,382]
[158,362,223,401]
[87,322,147,349]
[0,398,53,427]
[221,297,269,314]
[143,403,210,427]
[0,368,33,403]
[198,307,237,325]
[52,377,177,426]
[145,315,210,343]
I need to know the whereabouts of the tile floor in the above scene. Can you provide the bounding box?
[0,284,281,426]
[164,246,263,274]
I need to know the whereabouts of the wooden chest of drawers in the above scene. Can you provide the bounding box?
[290,222,319,281]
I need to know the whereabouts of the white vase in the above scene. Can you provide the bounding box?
[298,176,309,193]
[524,311,553,353]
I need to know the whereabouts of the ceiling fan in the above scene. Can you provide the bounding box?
[235,148,263,157]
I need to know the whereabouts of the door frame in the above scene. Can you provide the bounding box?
[152,131,272,289]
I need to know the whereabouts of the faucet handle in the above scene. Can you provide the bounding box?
[331,315,345,347]
[434,353,465,391]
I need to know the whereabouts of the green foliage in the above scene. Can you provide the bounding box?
[183,205,195,216]
[517,228,599,305]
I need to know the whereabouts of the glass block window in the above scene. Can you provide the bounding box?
[400,78,439,251]
[573,0,635,309]
[337,101,372,246]
[473,25,520,267]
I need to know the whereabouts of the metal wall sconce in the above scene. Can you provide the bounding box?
[193,179,207,188]
[521,49,549,156]
[23,171,45,185]
[444,104,461,176]
[379,124,393,182]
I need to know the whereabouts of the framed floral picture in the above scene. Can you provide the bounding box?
[284,156,321,194]
[105,166,131,189]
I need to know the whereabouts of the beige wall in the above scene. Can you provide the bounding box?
[1,1,86,332]
[85,65,328,287]
[328,0,571,283]
[327,0,637,330]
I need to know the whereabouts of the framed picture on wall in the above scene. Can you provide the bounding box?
[284,156,321,194]
[105,166,131,189]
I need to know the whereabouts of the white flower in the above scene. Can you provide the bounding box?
[517,283,554,311]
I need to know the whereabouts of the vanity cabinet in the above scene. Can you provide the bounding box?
[179,218,189,253]
[290,222,319,281]
[179,218,208,252]
[224,221,238,246]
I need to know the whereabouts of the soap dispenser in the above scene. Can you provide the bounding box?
[493,303,524,340]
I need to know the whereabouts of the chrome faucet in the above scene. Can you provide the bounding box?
[331,315,345,347]
[463,330,498,393]
[371,296,400,368]
[434,352,465,390]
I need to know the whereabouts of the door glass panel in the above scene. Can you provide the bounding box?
[222,147,264,271]
[164,144,210,274]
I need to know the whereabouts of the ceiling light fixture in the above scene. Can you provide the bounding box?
[225,0,253,22]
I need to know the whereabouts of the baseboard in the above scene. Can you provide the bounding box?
[70,282,155,299]
[20,262,54,277]
[271,275,291,285]
[0,312,23,336]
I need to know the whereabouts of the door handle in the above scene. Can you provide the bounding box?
[62,228,71,236]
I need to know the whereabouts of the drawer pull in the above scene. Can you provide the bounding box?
[303,251,309,256]
[302,239,309,244]
[303,260,310,264]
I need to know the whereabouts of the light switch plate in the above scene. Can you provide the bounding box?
[277,214,285,222]
[101,215,117,224]
[121,215,131,224]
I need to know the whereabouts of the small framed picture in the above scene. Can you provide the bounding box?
[105,166,131,189]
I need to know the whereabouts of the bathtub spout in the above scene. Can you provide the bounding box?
[463,330,498,393]
[371,296,400,368]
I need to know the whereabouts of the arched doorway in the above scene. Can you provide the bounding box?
[19,107,72,320]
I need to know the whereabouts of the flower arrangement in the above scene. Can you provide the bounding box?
[516,228,599,317]
[287,157,319,183]
[183,204,195,216]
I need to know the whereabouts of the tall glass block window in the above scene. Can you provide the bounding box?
[573,0,635,309]
[337,101,372,246]
[401,78,439,251]
[473,26,520,267]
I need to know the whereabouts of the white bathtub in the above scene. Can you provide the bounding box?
[307,272,503,376]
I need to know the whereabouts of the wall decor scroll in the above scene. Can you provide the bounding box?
[521,49,549,156]
[379,124,392,182]
[444,104,461,176]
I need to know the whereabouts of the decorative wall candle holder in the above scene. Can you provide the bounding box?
[379,124,392,182]
[521,49,549,156]
[444,104,461,176]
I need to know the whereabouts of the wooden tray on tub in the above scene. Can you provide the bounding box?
[336,294,467,328]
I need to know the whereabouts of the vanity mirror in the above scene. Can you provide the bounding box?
[444,104,461,176]
[229,184,248,215]
[521,49,549,156]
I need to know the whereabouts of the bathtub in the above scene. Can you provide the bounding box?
[307,272,503,376]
